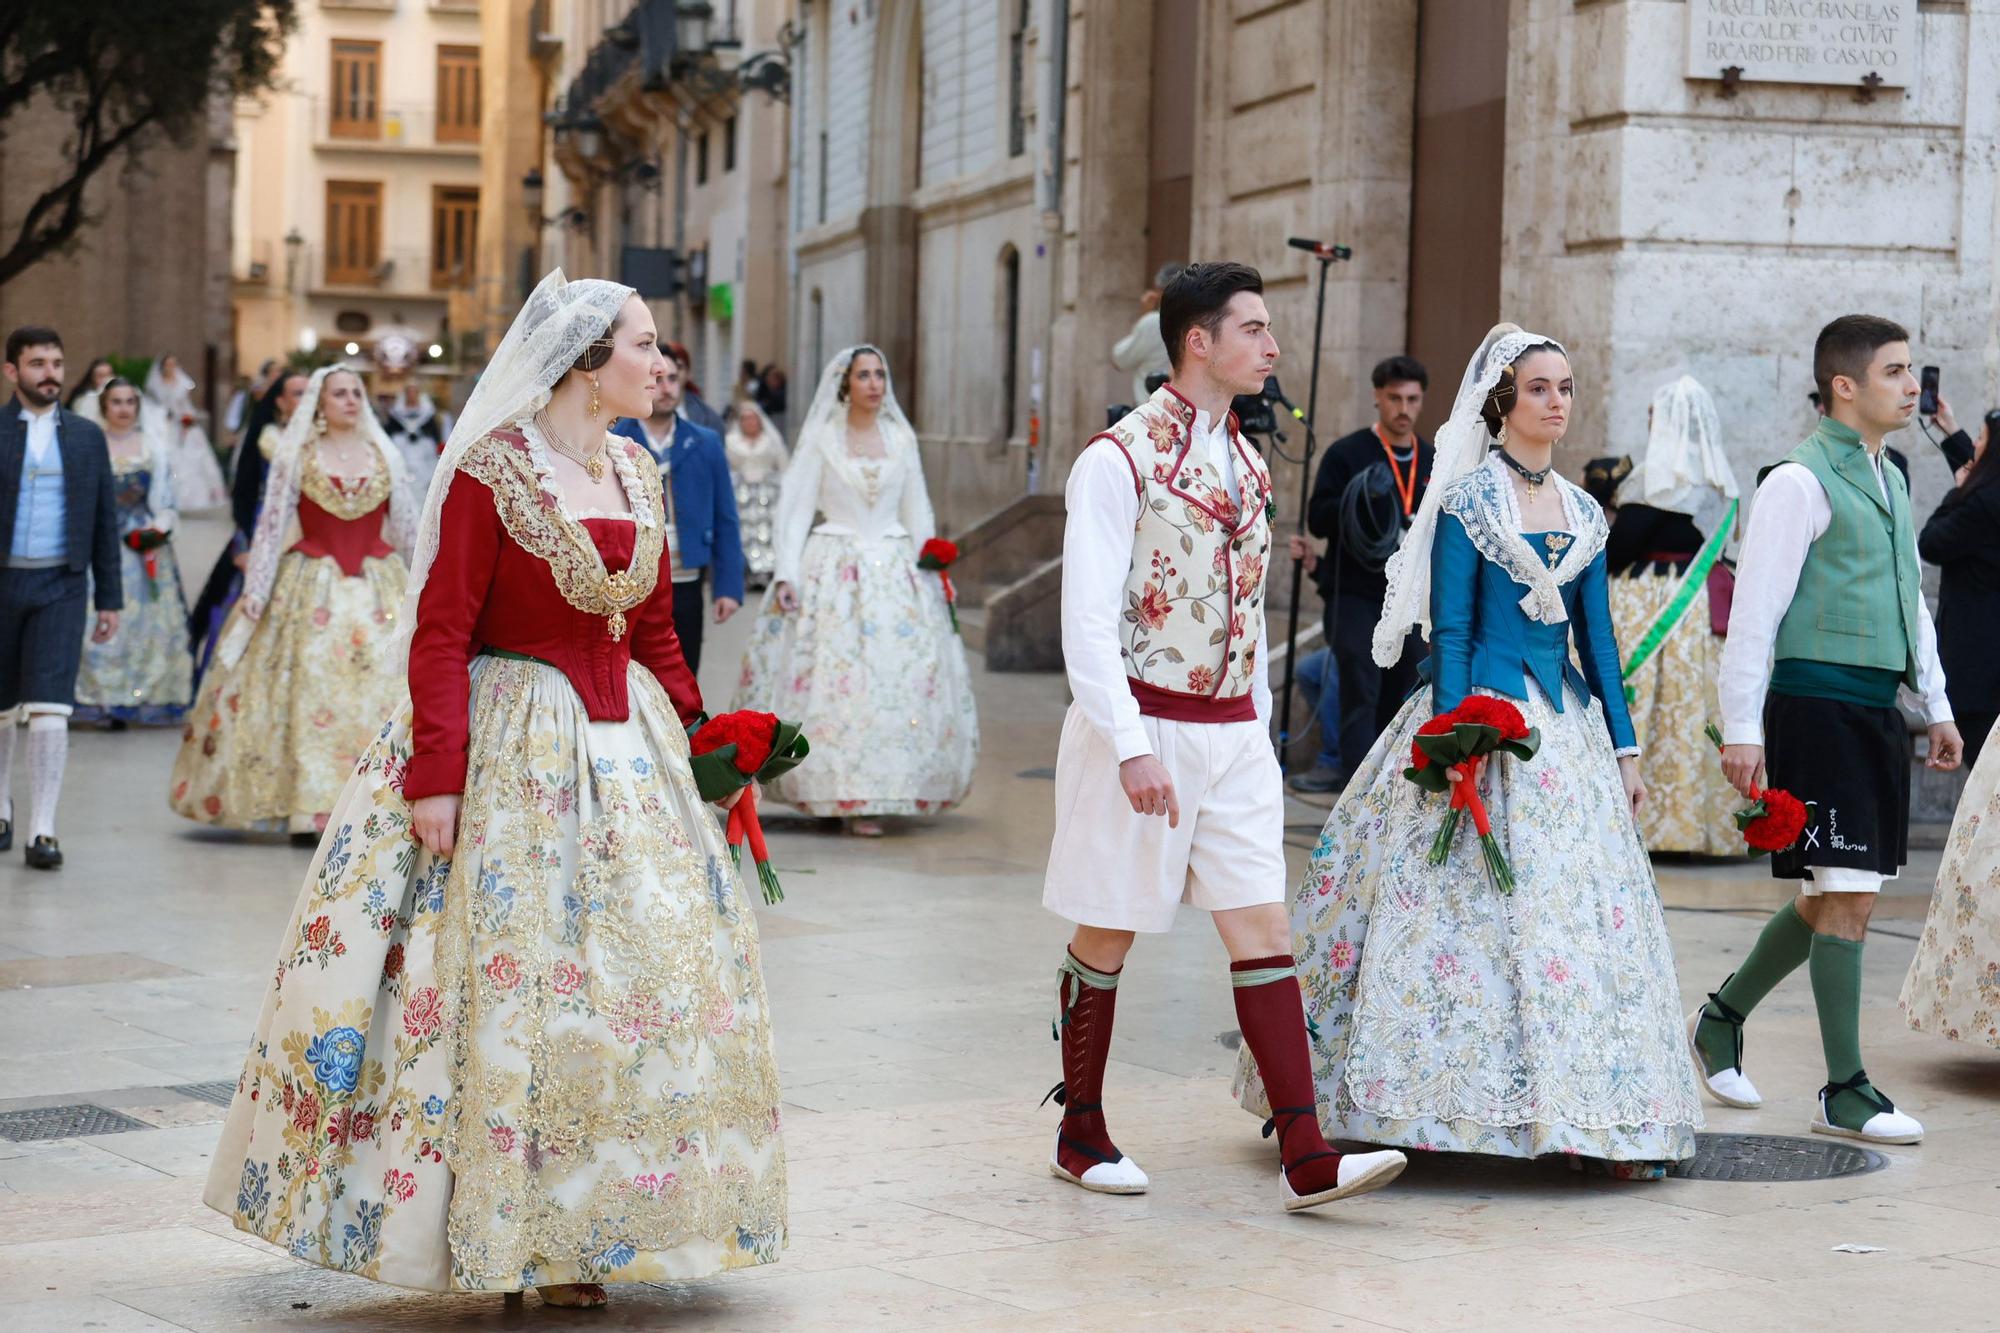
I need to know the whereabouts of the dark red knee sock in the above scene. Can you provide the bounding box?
[1232,954,1343,1195]
[1049,948,1126,1179]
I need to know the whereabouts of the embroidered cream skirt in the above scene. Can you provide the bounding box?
[1608,570,1742,856]
[1901,716,2000,1049]
[202,655,787,1291]
[1236,681,1703,1161]
[169,550,407,833]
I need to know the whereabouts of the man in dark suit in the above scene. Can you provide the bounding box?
[609,354,745,675]
[1290,355,1434,793]
[0,326,123,869]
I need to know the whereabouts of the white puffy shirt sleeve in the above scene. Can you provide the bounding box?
[897,439,938,548]
[1717,463,1821,748]
[769,438,822,588]
[1062,442,1152,762]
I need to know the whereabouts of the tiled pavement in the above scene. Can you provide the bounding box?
[3,519,1997,1331]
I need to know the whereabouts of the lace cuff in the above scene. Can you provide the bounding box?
[1613,745,1642,759]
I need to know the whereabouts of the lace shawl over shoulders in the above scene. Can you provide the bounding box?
[1439,455,1608,626]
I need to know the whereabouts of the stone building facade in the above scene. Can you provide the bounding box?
[0,95,236,419]
[791,0,1998,535]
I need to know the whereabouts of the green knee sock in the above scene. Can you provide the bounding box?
[1807,932,1882,1129]
[1694,901,1814,1074]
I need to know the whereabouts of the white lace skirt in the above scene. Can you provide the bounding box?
[1900,717,2000,1049]
[735,531,978,817]
[1236,679,1703,1160]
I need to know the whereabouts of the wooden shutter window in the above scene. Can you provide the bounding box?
[326,181,383,286]
[330,40,382,139]
[431,186,480,290]
[437,45,481,144]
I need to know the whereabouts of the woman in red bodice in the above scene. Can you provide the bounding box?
[170,367,415,832]
[202,273,786,1309]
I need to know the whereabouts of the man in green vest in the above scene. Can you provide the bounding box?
[1688,314,1962,1144]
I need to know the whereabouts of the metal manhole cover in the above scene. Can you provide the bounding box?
[1017,767,1057,780]
[1665,1132,1886,1182]
[0,1103,152,1142]
[171,1081,240,1108]
[1218,1028,1241,1049]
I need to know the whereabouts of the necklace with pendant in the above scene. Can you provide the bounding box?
[1497,448,1552,500]
[537,411,608,482]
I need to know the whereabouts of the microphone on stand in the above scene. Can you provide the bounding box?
[1287,237,1353,262]
[1259,375,1306,421]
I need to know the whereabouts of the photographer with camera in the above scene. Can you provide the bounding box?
[1288,355,1432,794]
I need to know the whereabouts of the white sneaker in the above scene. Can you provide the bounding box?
[1688,1008,1762,1109]
[1811,1091,1923,1145]
[1049,1139,1149,1194]
[1281,1148,1407,1211]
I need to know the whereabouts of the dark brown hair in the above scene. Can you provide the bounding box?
[569,310,624,374]
[5,325,61,367]
[1813,313,1909,406]
[1479,342,1567,438]
[1160,262,1263,372]
[837,346,886,403]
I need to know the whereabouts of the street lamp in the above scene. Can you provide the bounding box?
[574,114,605,161]
[675,1,714,54]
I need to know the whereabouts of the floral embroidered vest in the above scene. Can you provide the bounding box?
[1095,385,1273,720]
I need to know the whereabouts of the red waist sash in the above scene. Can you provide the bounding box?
[1127,677,1257,723]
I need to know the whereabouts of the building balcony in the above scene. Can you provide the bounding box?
[313,98,481,157]
[303,246,460,302]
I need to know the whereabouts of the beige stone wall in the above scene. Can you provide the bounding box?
[0,95,235,415]
[1508,0,2000,526]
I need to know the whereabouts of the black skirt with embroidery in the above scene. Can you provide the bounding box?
[1764,690,1910,879]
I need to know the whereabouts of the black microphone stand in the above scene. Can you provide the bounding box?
[1274,238,1350,769]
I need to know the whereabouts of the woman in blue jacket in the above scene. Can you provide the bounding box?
[1236,325,1701,1174]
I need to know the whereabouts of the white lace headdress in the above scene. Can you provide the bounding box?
[239,366,416,616]
[1371,323,1567,667]
[1614,373,1739,538]
[385,268,634,667]
[793,345,919,473]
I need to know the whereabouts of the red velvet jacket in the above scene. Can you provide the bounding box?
[401,467,702,800]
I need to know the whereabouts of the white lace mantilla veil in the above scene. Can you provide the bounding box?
[1371,323,1568,668]
[240,366,418,616]
[1614,373,1740,540]
[384,268,634,668]
[794,344,920,474]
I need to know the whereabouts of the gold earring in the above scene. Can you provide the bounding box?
[587,375,601,419]
[314,414,328,436]
[1496,422,1509,450]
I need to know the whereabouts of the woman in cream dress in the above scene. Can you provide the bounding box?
[725,399,789,588]
[735,346,977,836]
[145,353,229,511]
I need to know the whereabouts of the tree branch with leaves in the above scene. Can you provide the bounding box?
[0,1,297,288]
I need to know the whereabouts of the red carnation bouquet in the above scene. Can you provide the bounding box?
[918,538,961,633]
[687,710,811,903]
[1704,724,1812,855]
[124,527,171,583]
[1403,696,1542,893]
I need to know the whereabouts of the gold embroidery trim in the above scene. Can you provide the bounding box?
[457,433,664,640]
[299,440,394,520]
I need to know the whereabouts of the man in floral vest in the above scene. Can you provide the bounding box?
[1694,313,1961,1145]
[1039,262,1405,1210]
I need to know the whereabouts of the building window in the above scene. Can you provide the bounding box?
[1000,245,1021,439]
[330,40,382,139]
[436,45,481,143]
[696,128,710,186]
[325,180,383,286]
[431,186,479,290]
[724,114,737,173]
[1007,1,1030,158]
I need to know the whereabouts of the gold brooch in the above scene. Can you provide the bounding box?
[1544,532,1573,557]
[600,569,645,640]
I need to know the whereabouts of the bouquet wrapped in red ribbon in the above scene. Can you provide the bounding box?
[688,710,811,903]
[1704,724,1812,855]
[124,527,170,583]
[918,537,961,633]
[1402,697,1541,893]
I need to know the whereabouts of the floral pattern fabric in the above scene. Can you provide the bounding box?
[75,458,193,724]
[1901,717,2000,1048]
[168,547,408,832]
[1235,676,1703,1161]
[203,655,786,1290]
[1609,569,1742,854]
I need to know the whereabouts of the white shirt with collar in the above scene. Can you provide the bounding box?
[1062,406,1271,762]
[18,401,58,468]
[1717,450,1952,747]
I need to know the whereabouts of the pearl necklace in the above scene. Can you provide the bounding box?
[536,410,608,482]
